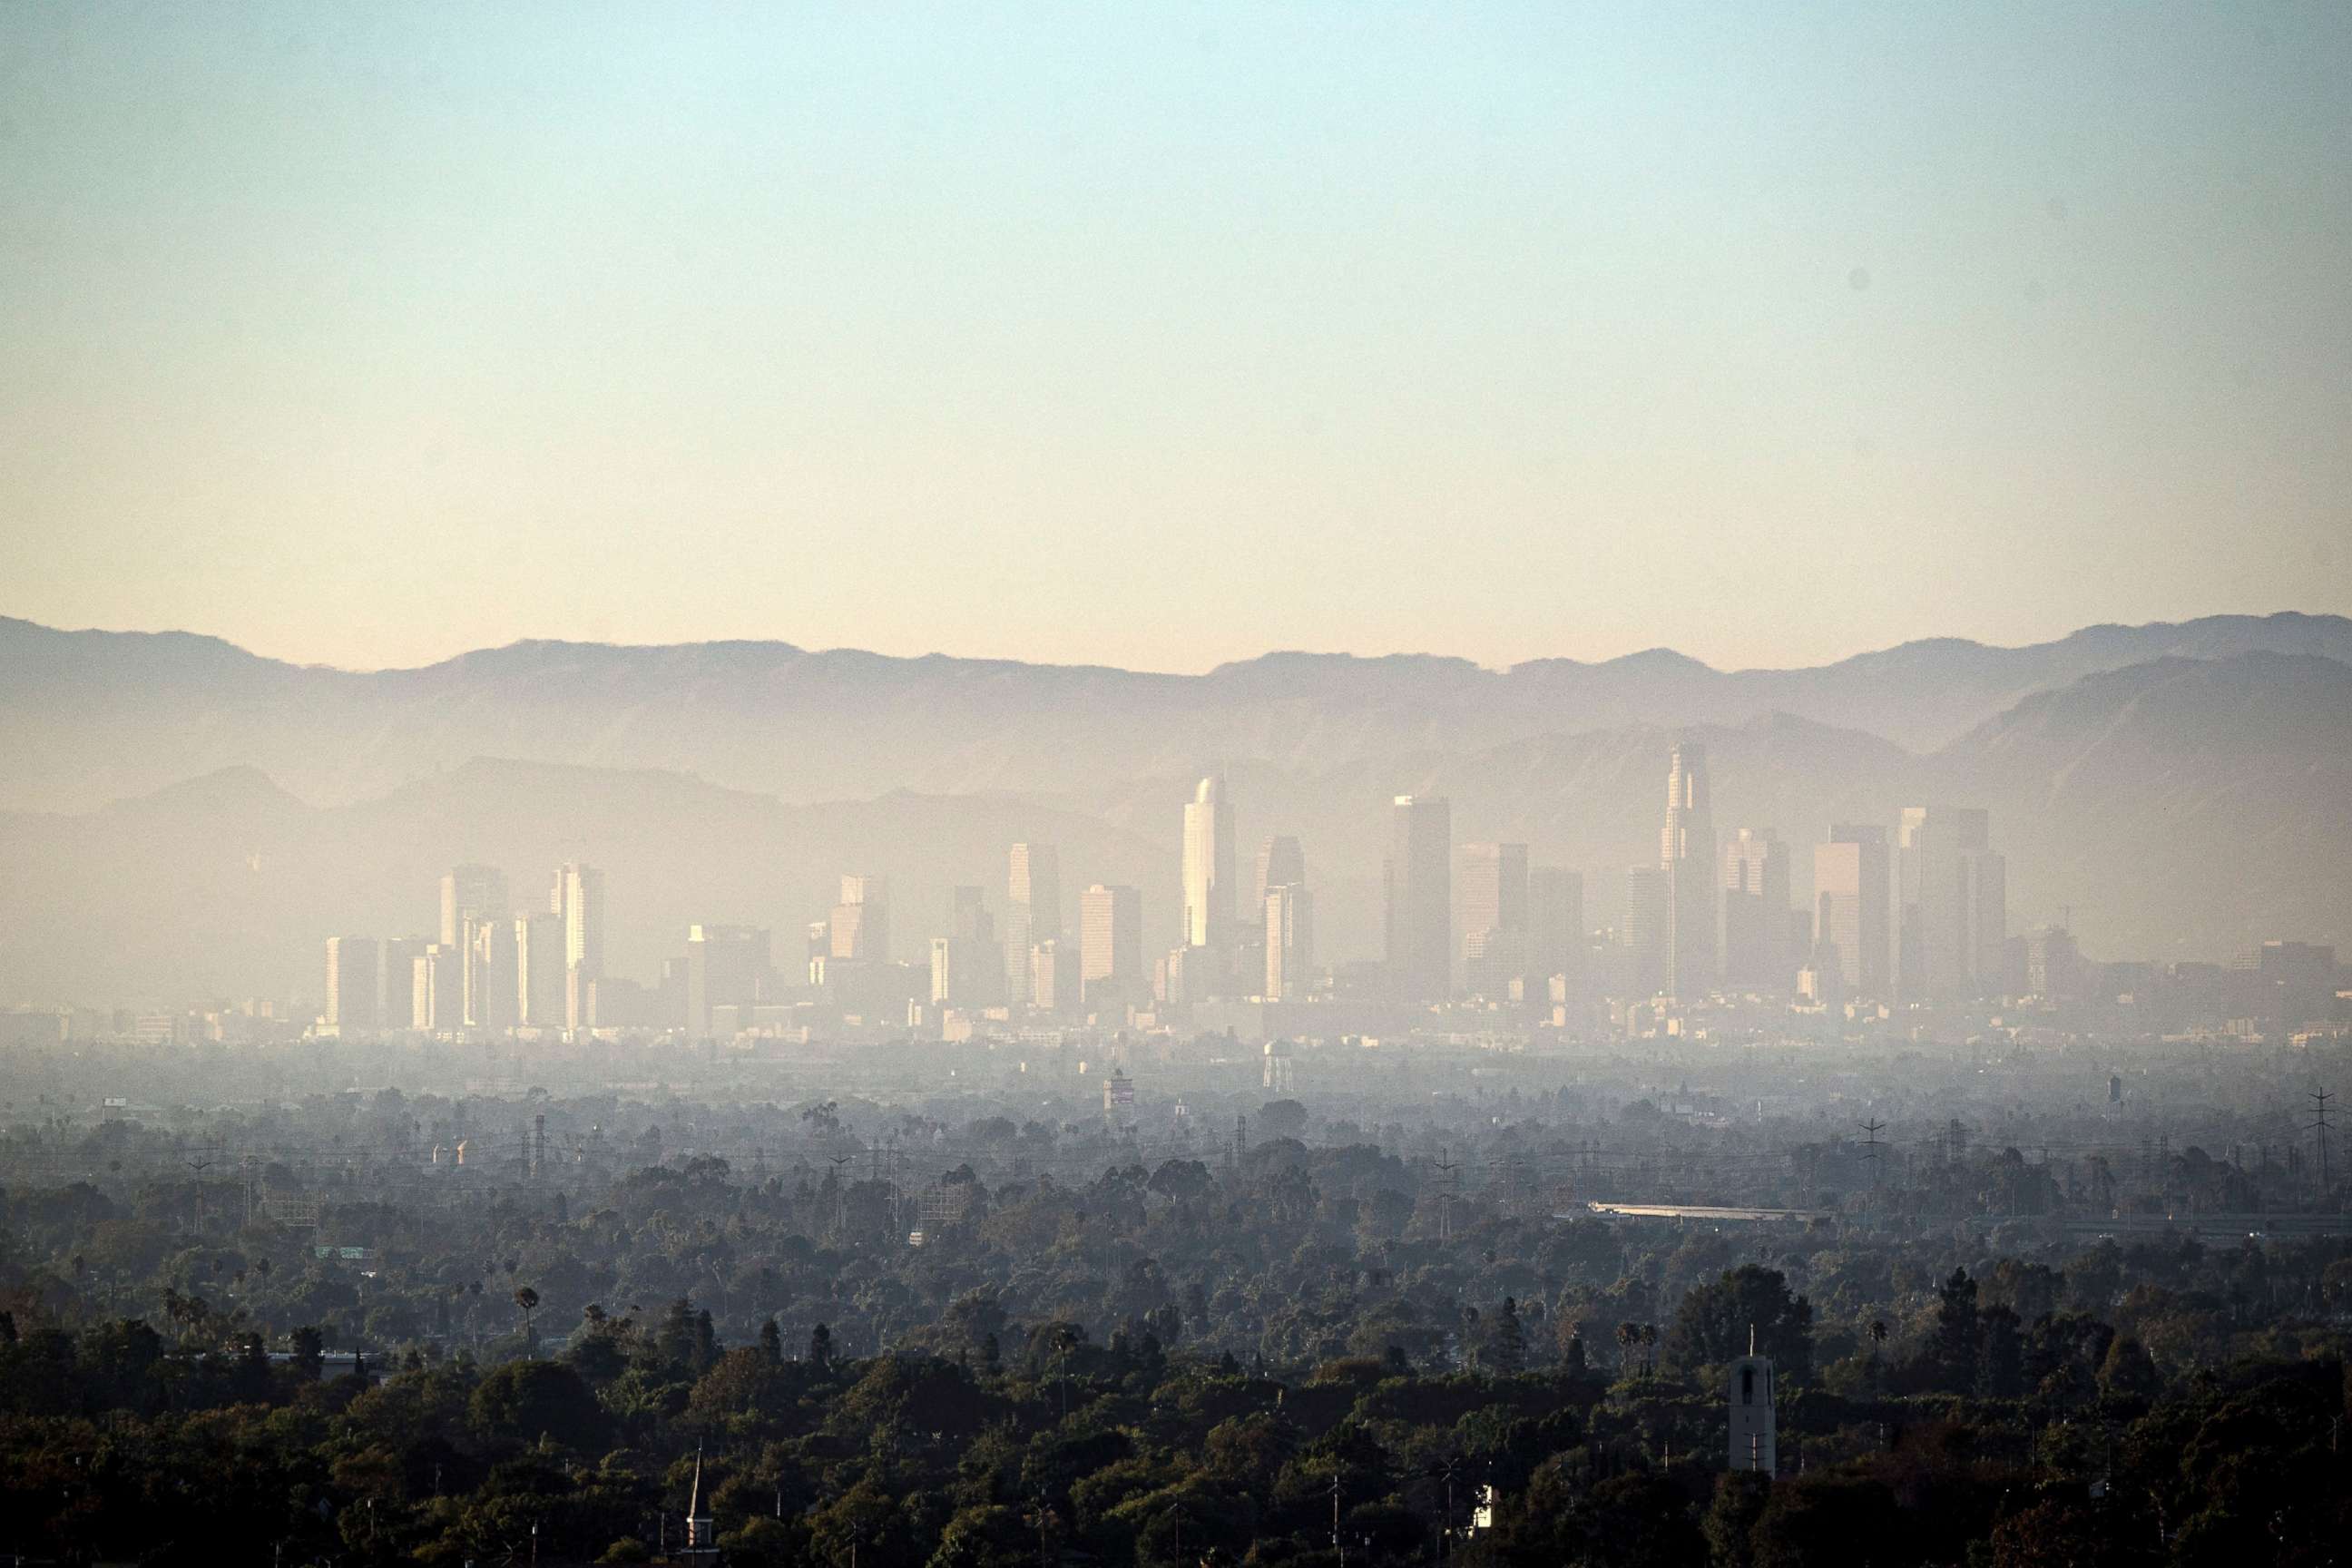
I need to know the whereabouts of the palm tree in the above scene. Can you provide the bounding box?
[1640,1322,1658,1377]
[1615,1321,1640,1377]
[1052,1322,1082,1420]
[514,1286,540,1341]
[1868,1318,1889,1394]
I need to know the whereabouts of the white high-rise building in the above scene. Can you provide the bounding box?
[829,874,891,963]
[1079,883,1143,1010]
[1005,843,1061,1006]
[324,936,379,1034]
[516,913,565,1029]
[1661,741,1717,999]
[552,862,605,1031]
[1181,775,1235,956]
[1265,883,1314,1001]
[466,916,519,1033]
[413,944,463,1033]
[379,937,426,1029]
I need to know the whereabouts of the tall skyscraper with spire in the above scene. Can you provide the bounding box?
[1661,741,1717,999]
[1181,775,1235,958]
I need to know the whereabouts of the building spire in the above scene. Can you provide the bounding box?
[686,1441,711,1547]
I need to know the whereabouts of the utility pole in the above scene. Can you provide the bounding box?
[2312,1089,2335,1197]
[1331,1470,1345,1566]
[1859,1120,1886,1190]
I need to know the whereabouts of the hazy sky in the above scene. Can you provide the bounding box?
[3,3,2347,673]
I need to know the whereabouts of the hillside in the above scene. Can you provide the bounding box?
[3,612,2346,812]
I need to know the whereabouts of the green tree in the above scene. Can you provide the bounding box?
[1485,1297,1528,1377]
[2095,1335,2160,1402]
[469,1359,610,1450]
[1665,1265,1813,1377]
[1931,1268,1979,1390]
[1704,1470,1772,1568]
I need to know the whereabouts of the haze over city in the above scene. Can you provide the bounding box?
[4,6,2351,1567]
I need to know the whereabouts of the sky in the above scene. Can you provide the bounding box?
[2,2,2348,675]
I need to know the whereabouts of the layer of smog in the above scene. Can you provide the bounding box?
[3,6,2347,1565]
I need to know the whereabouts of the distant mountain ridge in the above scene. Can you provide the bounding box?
[2,647,2346,1002]
[2,612,2346,813]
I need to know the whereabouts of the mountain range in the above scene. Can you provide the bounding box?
[4,612,2347,813]
[1,614,2347,1003]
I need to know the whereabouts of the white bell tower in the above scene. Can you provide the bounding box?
[1728,1327,1778,1475]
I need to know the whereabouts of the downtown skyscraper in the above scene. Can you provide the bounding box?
[1181,775,1235,961]
[1264,880,1313,1001]
[1661,741,1717,999]
[1385,795,1452,1003]
[1528,867,1584,996]
[553,861,605,1031]
[1897,807,2007,1003]
[1252,835,1305,913]
[1721,827,1791,990]
[1005,842,1061,1007]
[1815,825,1890,1002]
[323,936,378,1034]
[1460,841,1530,1000]
[1079,883,1143,1010]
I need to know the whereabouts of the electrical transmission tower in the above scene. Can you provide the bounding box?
[1431,1149,1460,1241]
[1859,1119,1886,1190]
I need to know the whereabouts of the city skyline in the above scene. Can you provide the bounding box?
[3,6,2345,1553]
